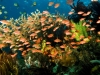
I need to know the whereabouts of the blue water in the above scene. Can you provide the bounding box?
[0,0,91,19]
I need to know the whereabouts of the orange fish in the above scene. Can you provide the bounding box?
[0,43,5,48]
[48,2,54,6]
[80,18,85,21]
[86,11,91,15]
[19,37,27,42]
[13,30,21,35]
[41,27,47,31]
[42,11,49,14]
[32,49,42,53]
[96,39,100,42]
[22,51,27,57]
[66,0,73,5]
[32,44,41,49]
[0,20,10,25]
[70,42,76,45]
[11,53,17,58]
[97,31,100,35]
[71,46,78,49]
[47,34,54,38]
[78,11,84,15]
[54,38,61,43]
[46,42,51,45]
[54,3,60,8]
[60,44,66,48]
[53,26,59,31]
[23,41,29,45]
[40,16,47,23]
[90,27,95,31]
[35,37,42,44]
[62,19,70,26]
[85,24,90,27]
[30,33,36,37]
[82,13,87,16]
[64,30,72,35]
[19,48,24,51]
[79,40,86,44]
[96,20,100,24]
[68,11,74,15]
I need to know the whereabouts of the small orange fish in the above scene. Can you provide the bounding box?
[56,17,62,22]
[35,30,40,34]
[53,27,59,31]
[41,27,47,31]
[23,41,29,45]
[60,44,66,48]
[70,42,76,45]
[64,30,72,35]
[68,11,74,15]
[48,2,54,6]
[96,39,100,42]
[30,33,36,37]
[0,20,10,25]
[35,37,42,44]
[62,19,70,25]
[97,31,100,35]
[42,11,49,14]
[22,51,27,57]
[79,40,86,44]
[78,11,84,15]
[66,0,73,5]
[54,38,61,43]
[71,46,78,49]
[47,34,54,38]
[11,53,17,58]
[19,37,27,42]
[90,27,95,31]
[0,43,5,48]
[54,3,60,8]
[13,30,21,35]
[96,20,100,23]
[85,24,90,27]
[86,11,91,15]
[32,49,42,53]
[32,44,41,49]
[19,48,24,51]
[40,16,47,23]
[82,13,87,16]
[46,42,51,45]
[80,18,85,21]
